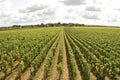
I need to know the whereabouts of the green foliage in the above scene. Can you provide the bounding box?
[0,28,61,79]
[57,63,62,74]
[0,27,120,80]
[64,27,120,80]
[2,60,8,74]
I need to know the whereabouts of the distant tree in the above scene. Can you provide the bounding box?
[12,25,21,28]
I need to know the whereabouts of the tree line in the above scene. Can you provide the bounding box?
[0,22,85,30]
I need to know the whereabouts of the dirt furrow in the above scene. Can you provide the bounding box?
[33,48,54,80]
[75,64,82,80]
[65,32,83,80]
[0,61,19,80]
[105,76,111,80]
[20,67,34,80]
[90,72,97,80]
[61,33,69,80]
[33,34,60,80]
[47,33,62,80]
[6,68,19,80]
[33,62,44,80]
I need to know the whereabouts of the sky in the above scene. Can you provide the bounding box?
[0,0,120,27]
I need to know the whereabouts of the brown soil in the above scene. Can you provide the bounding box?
[75,64,82,80]
[32,62,45,80]
[90,72,97,80]
[6,67,19,80]
[47,32,62,80]
[65,32,82,80]
[33,34,60,80]
[32,50,53,80]
[118,76,120,80]
[61,32,69,80]
[105,76,111,80]
[0,61,19,80]
[0,72,4,79]
[20,67,34,80]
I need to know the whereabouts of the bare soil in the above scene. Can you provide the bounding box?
[0,61,19,80]
[6,67,19,80]
[61,32,69,80]
[47,32,62,80]
[33,34,60,80]
[20,67,34,80]
[105,76,111,80]
[90,72,97,80]
[75,64,82,80]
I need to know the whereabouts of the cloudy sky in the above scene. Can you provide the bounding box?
[0,0,120,27]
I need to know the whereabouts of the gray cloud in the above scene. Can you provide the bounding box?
[43,9,55,15]
[0,16,11,23]
[111,19,117,22]
[0,13,9,18]
[36,7,56,17]
[115,8,120,11]
[11,15,37,24]
[83,14,99,20]
[64,15,76,20]
[19,4,48,13]
[62,0,86,6]
[0,0,5,2]
[17,7,56,24]
[0,12,12,22]
[85,6,101,11]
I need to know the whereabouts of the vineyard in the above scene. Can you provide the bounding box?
[0,27,120,80]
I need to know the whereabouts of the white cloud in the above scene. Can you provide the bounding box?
[83,13,100,20]
[19,4,48,13]
[85,6,101,11]
[61,0,86,6]
[0,0,120,27]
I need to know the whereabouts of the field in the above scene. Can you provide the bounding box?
[0,27,120,80]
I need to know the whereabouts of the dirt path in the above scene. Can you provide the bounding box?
[118,76,120,80]
[90,72,97,80]
[6,67,19,80]
[75,64,82,80]
[47,32,62,80]
[61,32,69,80]
[0,72,4,80]
[105,76,111,80]
[65,32,83,80]
[32,48,54,80]
[33,34,60,80]
[33,62,44,80]
[0,61,19,80]
[20,67,34,80]
[17,34,59,80]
